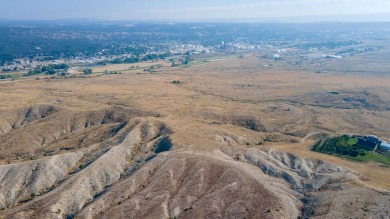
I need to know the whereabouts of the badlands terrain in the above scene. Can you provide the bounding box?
[0,55,389,218]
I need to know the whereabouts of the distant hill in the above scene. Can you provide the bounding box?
[169,13,390,23]
[254,13,390,23]
[2,13,390,24]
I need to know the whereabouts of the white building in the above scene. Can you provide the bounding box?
[380,141,390,151]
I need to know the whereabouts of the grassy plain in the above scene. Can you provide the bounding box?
[0,54,389,192]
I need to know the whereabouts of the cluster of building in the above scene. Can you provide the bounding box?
[170,44,211,55]
[379,140,390,151]
[1,43,216,73]
[0,57,107,73]
[359,135,390,152]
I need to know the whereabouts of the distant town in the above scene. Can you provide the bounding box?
[0,22,384,78]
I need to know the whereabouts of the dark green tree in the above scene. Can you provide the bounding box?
[83,69,93,74]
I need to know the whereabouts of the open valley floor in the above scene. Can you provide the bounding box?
[0,55,389,218]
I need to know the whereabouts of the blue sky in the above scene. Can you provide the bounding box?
[1,0,390,20]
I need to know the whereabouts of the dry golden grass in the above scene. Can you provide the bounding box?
[88,61,168,73]
[0,55,389,192]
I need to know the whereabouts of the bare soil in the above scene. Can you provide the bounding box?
[0,56,389,218]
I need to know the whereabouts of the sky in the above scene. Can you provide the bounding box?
[1,0,390,21]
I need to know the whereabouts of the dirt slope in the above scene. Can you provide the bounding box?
[0,56,389,218]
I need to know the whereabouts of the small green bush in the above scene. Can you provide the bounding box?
[83,69,93,74]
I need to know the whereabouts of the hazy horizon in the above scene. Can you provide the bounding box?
[1,0,390,22]
[2,13,390,23]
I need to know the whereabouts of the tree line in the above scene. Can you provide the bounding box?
[27,63,69,76]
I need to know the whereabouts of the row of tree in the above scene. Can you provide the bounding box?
[27,64,69,76]
[97,52,172,66]
[0,74,12,79]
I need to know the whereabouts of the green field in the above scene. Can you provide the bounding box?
[312,135,390,167]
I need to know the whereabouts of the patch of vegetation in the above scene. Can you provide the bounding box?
[27,64,69,76]
[143,64,162,73]
[176,54,193,67]
[312,135,390,166]
[66,214,75,219]
[182,54,192,65]
[104,70,121,74]
[172,80,181,84]
[83,69,93,74]
[109,53,170,65]
[170,58,179,67]
[0,74,13,79]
